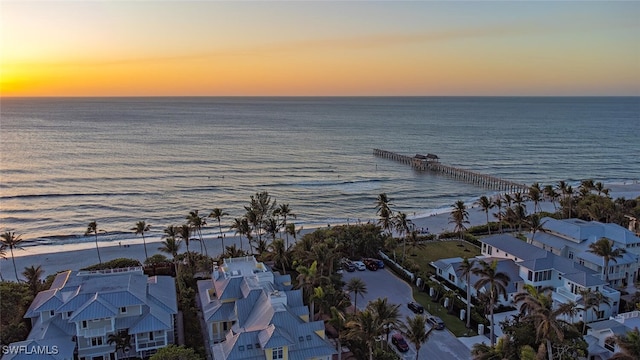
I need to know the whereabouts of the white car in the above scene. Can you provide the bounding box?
[353,261,366,271]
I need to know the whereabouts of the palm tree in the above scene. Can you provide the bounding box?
[375,193,394,236]
[0,231,24,281]
[177,224,192,265]
[345,310,382,360]
[458,257,476,328]
[0,244,6,280]
[527,214,547,244]
[346,277,368,314]
[328,307,347,360]
[528,182,542,213]
[367,297,401,344]
[579,289,611,333]
[492,197,504,233]
[158,232,181,261]
[611,327,640,360]
[107,330,132,359]
[515,284,578,360]
[262,217,280,243]
[274,203,296,242]
[285,222,301,249]
[268,238,289,274]
[230,217,250,251]
[449,200,469,244]
[186,210,207,256]
[296,261,320,318]
[394,211,412,262]
[85,222,102,265]
[475,196,494,234]
[223,244,247,258]
[22,265,43,296]
[543,184,559,210]
[588,237,626,283]
[472,259,510,346]
[131,221,151,262]
[245,191,276,244]
[209,208,228,252]
[401,314,435,360]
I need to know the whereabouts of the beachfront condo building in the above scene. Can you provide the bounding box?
[4,267,177,360]
[526,217,640,288]
[432,233,621,325]
[197,256,336,360]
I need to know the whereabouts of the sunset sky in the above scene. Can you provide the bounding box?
[1,1,639,97]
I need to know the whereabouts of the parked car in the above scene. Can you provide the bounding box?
[407,301,424,314]
[391,333,409,352]
[353,261,366,271]
[374,259,384,268]
[365,261,377,271]
[341,259,356,272]
[427,316,445,330]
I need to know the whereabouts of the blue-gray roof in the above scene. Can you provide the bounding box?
[69,295,117,321]
[481,234,547,261]
[562,272,606,287]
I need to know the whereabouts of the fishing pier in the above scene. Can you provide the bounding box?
[373,148,528,192]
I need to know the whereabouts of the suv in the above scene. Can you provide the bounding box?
[427,316,445,330]
[391,333,409,352]
[407,301,424,314]
[341,259,356,272]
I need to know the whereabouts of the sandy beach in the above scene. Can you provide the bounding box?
[2,183,639,282]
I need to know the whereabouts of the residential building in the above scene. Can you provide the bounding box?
[528,217,640,287]
[586,310,640,359]
[3,267,178,360]
[431,234,621,324]
[197,256,336,360]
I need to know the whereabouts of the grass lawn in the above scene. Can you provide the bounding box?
[393,240,480,337]
[413,289,477,337]
[402,240,481,275]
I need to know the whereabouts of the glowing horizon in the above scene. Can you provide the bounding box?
[1,1,639,97]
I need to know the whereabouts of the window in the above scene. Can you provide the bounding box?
[149,332,154,341]
[272,347,284,359]
[568,251,574,259]
[91,337,103,346]
[67,311,73,318]
[448,273,455,282]
[528,271,533,281]
[120,307,127,314]
[50,310,55,316]
[487,246,493,255]
[82,320,87,328]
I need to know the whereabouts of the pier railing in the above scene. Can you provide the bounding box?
[373,148,528,192]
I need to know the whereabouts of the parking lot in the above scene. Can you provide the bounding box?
[342,266,472,360]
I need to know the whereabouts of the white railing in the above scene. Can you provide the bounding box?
[79,326,112,337]
[555,287,581,302]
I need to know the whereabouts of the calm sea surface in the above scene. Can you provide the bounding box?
[1,97,638,245]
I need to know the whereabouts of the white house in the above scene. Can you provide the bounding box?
[528,218,640,288]
[431,234,621,324]
[197,256,336,360]
[586,310,640,359]
[4,267,177,360]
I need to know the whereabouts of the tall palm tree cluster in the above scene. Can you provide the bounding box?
[375,193,418,263]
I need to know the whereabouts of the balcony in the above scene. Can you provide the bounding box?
[554,287,581,302]
[79,326,112,338]
[136,339,167,351]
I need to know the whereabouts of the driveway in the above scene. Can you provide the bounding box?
[343,268,471,360]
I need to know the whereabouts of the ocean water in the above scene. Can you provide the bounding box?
[1,97,638,246]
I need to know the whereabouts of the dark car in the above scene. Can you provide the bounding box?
[364,261,378,271]
[374,259,384,268]
[427,316,445,330]
[407,301,424,314]
[391,333,409,352]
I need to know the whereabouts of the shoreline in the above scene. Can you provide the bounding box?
[2,183,638,282]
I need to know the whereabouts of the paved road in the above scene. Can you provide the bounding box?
[343,267,471,360]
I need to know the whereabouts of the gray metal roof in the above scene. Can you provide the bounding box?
[562,271,606,287]
[482,234,548,260]
[69,295,117,321]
